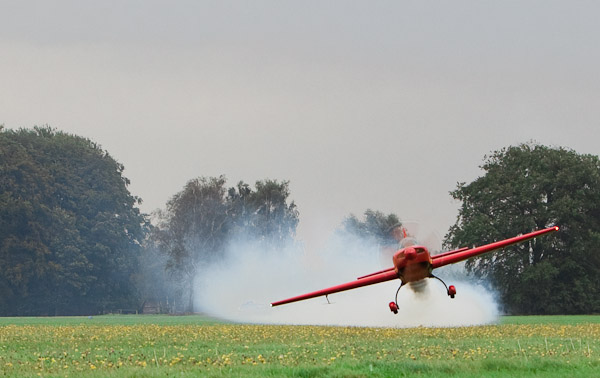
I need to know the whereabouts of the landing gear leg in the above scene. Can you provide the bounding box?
[389,282,405,314]
[430,275,456,298]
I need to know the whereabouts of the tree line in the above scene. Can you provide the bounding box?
[0,127,299,315]
[1,126,599,315]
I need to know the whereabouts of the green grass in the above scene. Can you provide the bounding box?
[500,314,600,325]
[0,314,225,326]
[1,315,599,377]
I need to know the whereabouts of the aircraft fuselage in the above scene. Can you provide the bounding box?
[393,245,433,283]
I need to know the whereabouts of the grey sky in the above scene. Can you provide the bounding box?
[2,1,599,248]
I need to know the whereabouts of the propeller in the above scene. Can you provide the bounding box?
[379,221,443,267]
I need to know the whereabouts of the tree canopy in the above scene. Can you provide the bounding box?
[444,143,600,314]
[0,127,147,315]
[227,179,299,249]
[339,209,401,246]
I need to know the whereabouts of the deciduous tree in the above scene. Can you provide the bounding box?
[444,143,600,314]
[154,176,229,312]
[154,177,299,312]
[0,127,147,315]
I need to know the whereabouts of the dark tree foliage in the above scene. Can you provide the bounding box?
[339,209,401,246]
[0,126,147,315]
[154,177,298,312]
[445,143,600,315]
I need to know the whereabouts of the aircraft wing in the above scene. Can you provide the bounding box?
[271,268,399,307]
[271,226,558,307]
[431,226,559,269]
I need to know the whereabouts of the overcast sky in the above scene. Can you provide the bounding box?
[2,1,599,249]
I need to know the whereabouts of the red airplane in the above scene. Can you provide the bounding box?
[272,226,559,314]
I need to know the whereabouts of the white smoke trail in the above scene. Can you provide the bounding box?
[195,233,499,327]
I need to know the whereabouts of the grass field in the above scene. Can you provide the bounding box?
[1,315,599,377]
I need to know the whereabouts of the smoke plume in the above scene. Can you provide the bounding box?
[195,232,499,327]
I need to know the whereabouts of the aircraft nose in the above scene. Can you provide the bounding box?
[405,248,417,260]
